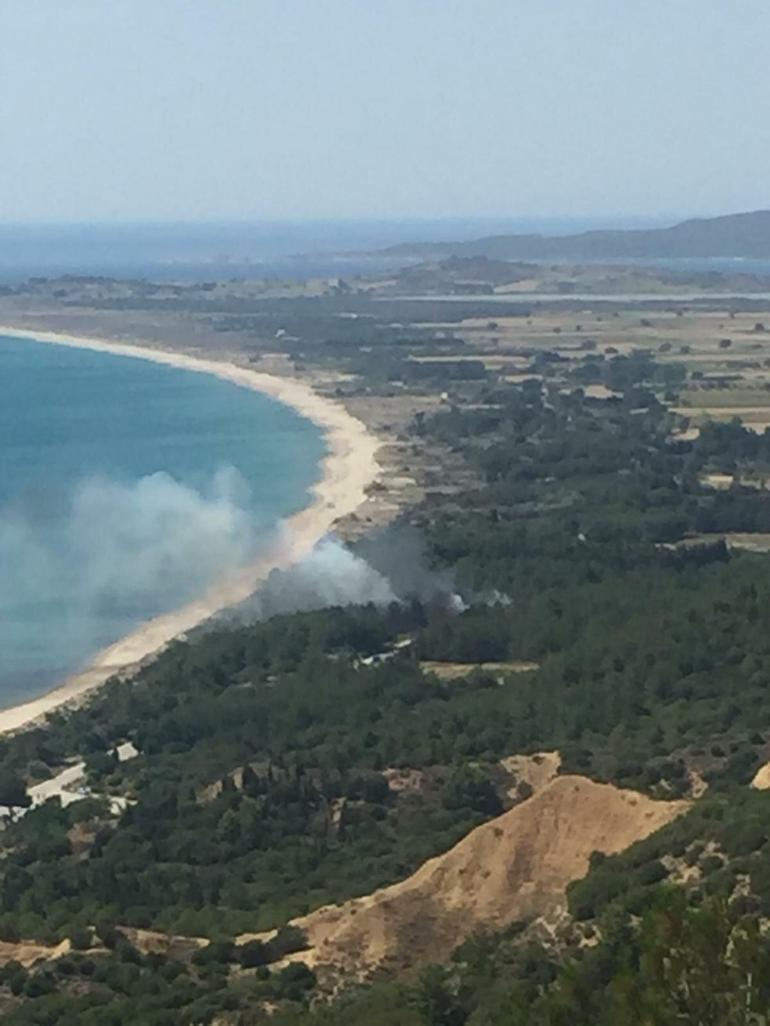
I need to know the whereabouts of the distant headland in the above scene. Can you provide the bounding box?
[380,209,770,262]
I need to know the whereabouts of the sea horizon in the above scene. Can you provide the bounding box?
[0,215,672,284]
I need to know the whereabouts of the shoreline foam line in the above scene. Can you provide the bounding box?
[0,326,381,735]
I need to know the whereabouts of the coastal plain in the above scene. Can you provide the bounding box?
[4,255,770,1021]
[3,262,770,727]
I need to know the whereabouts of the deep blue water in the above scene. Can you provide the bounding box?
[0,335,326,706]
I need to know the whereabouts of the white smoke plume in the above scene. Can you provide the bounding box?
[0,468,265,687]
[0,474,468,696]
[65,468,259,609]
[230,525,466,622]
[236,538,398,621]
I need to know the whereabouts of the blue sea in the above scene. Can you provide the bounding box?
[0,335,326,707]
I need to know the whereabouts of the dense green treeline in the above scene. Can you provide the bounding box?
[269,890,770,1026]
[5,365,770,1021]
[4,549,770,943]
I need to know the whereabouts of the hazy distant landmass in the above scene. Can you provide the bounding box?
[0,216,660,284]
[383,210,770,262]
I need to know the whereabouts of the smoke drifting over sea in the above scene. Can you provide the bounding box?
[65,469,261,609]
[0,469,266,680]
[0,470,466,698]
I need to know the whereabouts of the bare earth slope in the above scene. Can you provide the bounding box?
[282,775,688,980]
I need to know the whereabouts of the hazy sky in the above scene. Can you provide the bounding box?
[1,0,768,223]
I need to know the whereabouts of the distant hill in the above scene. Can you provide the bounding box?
[383,210,770,261]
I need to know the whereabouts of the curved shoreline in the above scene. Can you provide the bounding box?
[0,326,381,735]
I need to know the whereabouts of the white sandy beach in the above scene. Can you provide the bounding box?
[0,326,381,735]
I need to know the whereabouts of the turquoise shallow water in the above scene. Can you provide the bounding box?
[0,335,326,706]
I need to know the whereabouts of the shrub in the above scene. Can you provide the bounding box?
[265,925,308,962]
[69,925,93,951]
[239,939,269,968]
[8,966,27,996]
[95,920,121,949]
[275,961,316,1000]
[637,860,668,886]
[24,971,57,998]
[193,939,236,966]
[441,765,503,817]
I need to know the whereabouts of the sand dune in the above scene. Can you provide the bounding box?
[2,777,688,980]
[0,327,381,735]
[259,776,688,980]
[0,938,71,969]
